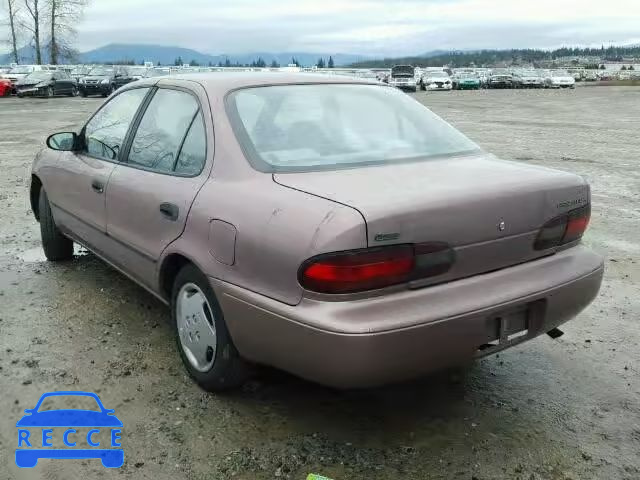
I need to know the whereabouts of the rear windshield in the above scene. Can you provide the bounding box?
[227,84,480,172]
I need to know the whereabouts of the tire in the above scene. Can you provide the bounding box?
[69,86,78,97]
[46,86,54,98]
[39,189,73,261]
[80,89,87,97]
[171,264,249,391]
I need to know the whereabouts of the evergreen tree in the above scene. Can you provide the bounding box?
[317,58,325,68]
[270,60,280,68]
[328,56,335,68]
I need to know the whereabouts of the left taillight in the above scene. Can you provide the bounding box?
[299,243,454,294]
[534,204,591,251]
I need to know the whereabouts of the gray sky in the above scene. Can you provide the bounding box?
[3,0,640,56]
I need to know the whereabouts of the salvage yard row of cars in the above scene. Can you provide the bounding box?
[0,64,168,97]
[378,65,639,91]
[385,67,582,91]
[0,62,628,98]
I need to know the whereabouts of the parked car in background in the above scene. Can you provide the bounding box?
[452,72,480,90]
[0,78,12,97]
[513,70,545,88]
[420,70,453,91]
[141,68,171,79]
[70,65,92,83]
[2,65,42,93]
[488,70,514,88]
[31,73,603,390]
[127,66,150,80]
[79,66,136,97]
[584,71,599,82]
[388,65,417,92]
[545,70,576,89]
[16,71,78,98]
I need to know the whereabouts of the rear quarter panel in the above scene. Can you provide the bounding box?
[163,175,367,305]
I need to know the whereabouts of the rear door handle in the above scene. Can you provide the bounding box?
[159,203,179,221]
[91,179,104,194]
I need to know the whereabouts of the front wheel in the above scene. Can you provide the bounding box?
[46,86,54,98]
[171,264,249,391]
[39,189,73,261]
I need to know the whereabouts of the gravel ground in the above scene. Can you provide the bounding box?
[0,87,638,480]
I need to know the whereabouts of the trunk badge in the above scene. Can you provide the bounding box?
[498,221,506,232]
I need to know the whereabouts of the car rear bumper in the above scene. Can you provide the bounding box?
[213,245,603,388]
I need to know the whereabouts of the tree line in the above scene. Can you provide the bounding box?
[1,0,89,64]
[169,55,336,68]
[349,46,640,69]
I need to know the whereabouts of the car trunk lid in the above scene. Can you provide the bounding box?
[274,154,590,287]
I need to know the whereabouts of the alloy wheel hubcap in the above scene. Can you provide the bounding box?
[176,283,217,372]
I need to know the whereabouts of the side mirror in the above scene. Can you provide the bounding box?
[46,132,78,151]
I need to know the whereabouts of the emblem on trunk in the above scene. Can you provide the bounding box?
[498,220,506,232]
[374,233,400,242]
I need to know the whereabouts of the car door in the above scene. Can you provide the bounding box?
[104,85,210,287]
[59,72,73,94]
[51,72,66,95]
[45,87,151,251]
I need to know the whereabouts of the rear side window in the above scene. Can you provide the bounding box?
[127,89,199,173]
[84,88,149,161]
[175,114,206,175]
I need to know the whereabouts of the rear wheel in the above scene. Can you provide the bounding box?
[171,264,249,391]
[69,86,78,97]
[46,86,54,98]
[39,189,73,261]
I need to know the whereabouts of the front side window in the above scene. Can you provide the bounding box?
[228,84,480,172]
[127,89,199,172]
[84,88,149,161]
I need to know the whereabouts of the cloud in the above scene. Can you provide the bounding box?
[2,0,639,56]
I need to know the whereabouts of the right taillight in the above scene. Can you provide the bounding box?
[534,204,591,251]
[299,242,455,294]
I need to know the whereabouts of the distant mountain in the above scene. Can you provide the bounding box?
[1,43,369,67]
[79,44,368,67]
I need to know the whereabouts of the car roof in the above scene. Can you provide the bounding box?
[129,72,379,97]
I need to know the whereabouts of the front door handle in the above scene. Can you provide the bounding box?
[159,203,179,221]
[91,179,104,194]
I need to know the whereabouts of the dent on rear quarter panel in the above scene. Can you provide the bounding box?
[165,175,367,306]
